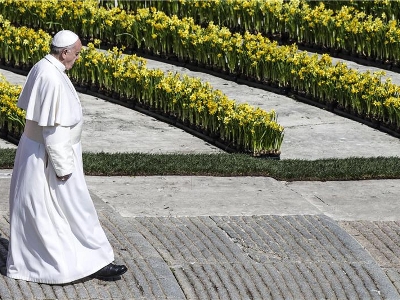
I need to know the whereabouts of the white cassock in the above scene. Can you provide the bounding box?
[6,54,114,284]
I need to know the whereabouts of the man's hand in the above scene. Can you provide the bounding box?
[57,174,72,181]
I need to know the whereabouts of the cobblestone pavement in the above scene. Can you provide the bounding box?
[1,54,400,299]
[0,209,399,299]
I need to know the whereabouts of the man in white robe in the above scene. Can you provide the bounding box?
[6,30,127,284]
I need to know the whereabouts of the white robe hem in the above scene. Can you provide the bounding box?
[6,258,114,284]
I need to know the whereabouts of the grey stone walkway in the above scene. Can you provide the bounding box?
[0,53,400,299]
[0,208,399,299]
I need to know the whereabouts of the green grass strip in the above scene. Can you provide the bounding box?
[1,149,400,181]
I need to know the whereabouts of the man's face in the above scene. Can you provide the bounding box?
[62,39,82,70]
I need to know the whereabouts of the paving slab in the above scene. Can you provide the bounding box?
[84,175,322,218]
[284,179,400,221]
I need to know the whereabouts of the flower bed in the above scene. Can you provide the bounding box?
[95,0,400,65]
[70,43,285,156]
[0,74,24,140]
[0,22,284,157]
[2,0,400,135]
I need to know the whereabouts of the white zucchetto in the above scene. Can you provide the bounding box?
[51,30,79,47]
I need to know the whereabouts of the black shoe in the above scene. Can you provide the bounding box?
[90,263,127,281]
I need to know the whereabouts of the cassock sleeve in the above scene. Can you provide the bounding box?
[43,125,74,177]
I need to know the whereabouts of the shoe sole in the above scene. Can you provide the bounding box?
[89,269,128,281]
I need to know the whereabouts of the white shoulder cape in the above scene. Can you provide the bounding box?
[18,54,82,126]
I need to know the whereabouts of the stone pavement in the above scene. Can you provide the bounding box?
[0,55,400,299]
